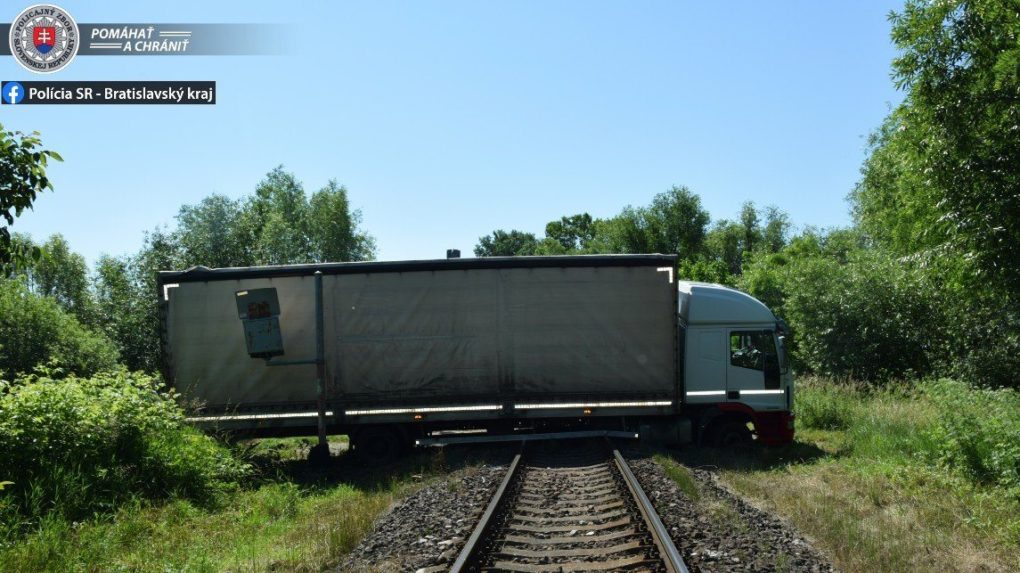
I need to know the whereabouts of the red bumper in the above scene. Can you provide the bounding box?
[752,411,795,445]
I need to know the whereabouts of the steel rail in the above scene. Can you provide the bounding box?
[449,444,524,573]
[611,443,690,573]
[450,439,689,573]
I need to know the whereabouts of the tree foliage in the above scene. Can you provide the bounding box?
[643,186,711,258]
[17,234,96,327]
[474,229,539,256]
[308,180,377,262]
[475,186,714,261]
[0,125,60,273]
[0,278,118,378]
[845,0,1020,386]
[545,213,596,252]
[856,0,1020,292]
[175,195,250,269]
[174,168,376,268]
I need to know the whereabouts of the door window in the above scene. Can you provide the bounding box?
[729,330,777,371]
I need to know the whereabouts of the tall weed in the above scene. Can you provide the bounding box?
[797,377,1020,496]
[794,378,862,431]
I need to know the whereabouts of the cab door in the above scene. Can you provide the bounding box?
[726,329,783,406]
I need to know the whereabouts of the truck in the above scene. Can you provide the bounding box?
[158,254,794,458]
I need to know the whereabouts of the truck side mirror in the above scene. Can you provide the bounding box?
[235,288,284,359]
[763,353,781,389]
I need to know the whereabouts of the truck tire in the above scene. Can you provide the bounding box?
[712,420,753,448]
[352,427,403,460]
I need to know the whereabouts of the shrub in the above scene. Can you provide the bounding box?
[947,298,1020,389]
[0,371,249,533]
[925,379,1020,494]
[0,279,119,378]
[781,251,945,381]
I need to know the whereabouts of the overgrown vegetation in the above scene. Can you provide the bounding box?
[664,378,1020,572]
[0,438,460,573]
[0,279,119,378]
[0,370,248,538]
[793,378,1020,500]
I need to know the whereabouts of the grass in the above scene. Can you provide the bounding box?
[0,483,392,572]
[662,376,1020,573]
[654,455,700,502]
[0,439,470,573]
[6,373,1019,572]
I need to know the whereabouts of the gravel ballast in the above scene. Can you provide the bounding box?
[343,444,836,572]
[341,462,508,573]
[626,452,837,572]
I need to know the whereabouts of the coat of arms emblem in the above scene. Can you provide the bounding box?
[9,5,79,73]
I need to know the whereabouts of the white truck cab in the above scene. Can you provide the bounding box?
[678,281,795,446]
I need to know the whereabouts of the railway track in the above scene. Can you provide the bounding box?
[450,438,689,573]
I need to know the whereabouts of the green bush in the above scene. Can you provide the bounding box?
[745,249,945,382]
[0,371,249,533]
[947,299,1020,389]
[925,379,1020,494]
[0,279,119,378]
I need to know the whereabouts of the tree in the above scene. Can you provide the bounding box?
[30,234,95,326]
[739,227,952,380]
[245,167,312,265]
[705,220,744,275]
[174,170,377,268]
[308,180,376,262]
[0,278,118,377]
[761,205,791,253]
[596,207,653,254]
[702,203,787,275]
[94,254,148,371]
[474,230,539,256]
[644,185,710,260]
[93,229,182,373]
[1,125,61,273]
[738,201,761,254]
[780,249,944,381]
[851,111,941,258]
[864,0,1020,292]
[545,213,596,252]
[176,194,252,268]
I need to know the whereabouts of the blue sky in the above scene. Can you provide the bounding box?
[3,1,903,266]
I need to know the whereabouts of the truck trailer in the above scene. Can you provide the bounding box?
[158,254,794,457]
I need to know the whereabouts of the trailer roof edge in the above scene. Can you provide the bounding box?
[157,254,680,284]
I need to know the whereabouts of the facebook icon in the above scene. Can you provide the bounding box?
[2,82,26,105]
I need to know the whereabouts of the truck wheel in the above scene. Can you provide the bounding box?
[712,420,753,448]
[353,427,403,460]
